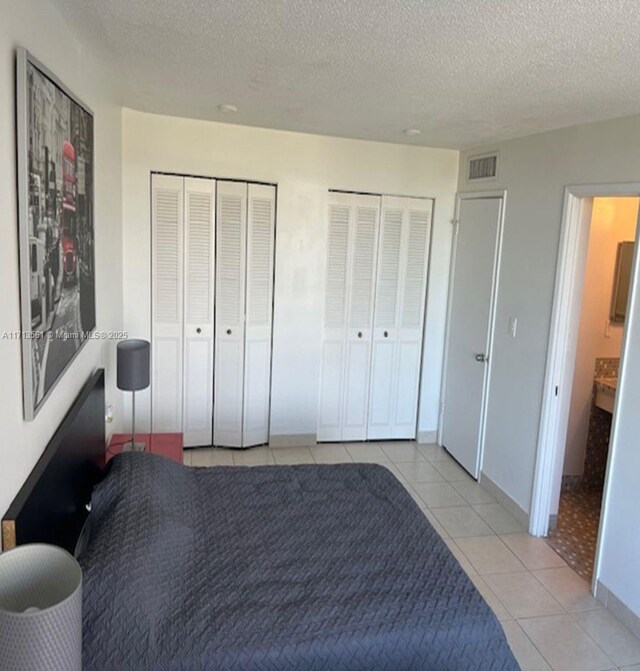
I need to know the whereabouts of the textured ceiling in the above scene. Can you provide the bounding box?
[51,0,640,148]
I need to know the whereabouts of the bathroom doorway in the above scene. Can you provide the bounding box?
[545,197,638,580]
[529,183,640,594]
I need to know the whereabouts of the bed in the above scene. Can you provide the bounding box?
[3,370,519,670]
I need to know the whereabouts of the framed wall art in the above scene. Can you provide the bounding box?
[16,48,96,420]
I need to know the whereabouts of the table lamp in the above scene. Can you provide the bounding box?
[117,339,150,451]
[0,544,82,671]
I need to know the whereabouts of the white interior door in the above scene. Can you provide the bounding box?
[214,181,247,447]
[243,184,275,447]
[318,192,380,441]
[368,197,432,439]
[182,178,215,447]
[441,196,502,478]
[151,174,184,432]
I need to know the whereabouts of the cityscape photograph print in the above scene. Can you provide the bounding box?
[17,51,95,419]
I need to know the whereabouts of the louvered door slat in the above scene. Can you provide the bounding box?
[374,208,402,327]
[151,174,184,433]
[325,205,350,328]
[402,208,430,328]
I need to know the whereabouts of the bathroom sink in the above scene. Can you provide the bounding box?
[594,376,617,413]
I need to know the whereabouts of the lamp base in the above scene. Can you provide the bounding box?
[122,441,146,453]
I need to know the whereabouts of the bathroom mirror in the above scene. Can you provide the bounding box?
[610,241,635,323]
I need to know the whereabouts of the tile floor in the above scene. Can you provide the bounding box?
[546,486,603,581]
[183,441,640,671]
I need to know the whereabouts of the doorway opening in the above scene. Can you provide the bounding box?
[546,197,637,580]
[530,184,640,592]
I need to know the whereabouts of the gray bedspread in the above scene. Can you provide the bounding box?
[80,452,519,670]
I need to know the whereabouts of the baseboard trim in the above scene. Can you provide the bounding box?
[417,430,438,444]
[269,433,317,448]
[478,472,530,528]
[595,580,640,639]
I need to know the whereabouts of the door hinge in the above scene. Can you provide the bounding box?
[554,386,559,397]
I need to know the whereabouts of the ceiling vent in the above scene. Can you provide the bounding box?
[467,153,498,182]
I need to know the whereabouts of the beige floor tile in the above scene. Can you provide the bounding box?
[431,505,495,538]
[411,481,467,508]
[484,572,564,619]
[455,536,526,575]
[620,665,640,670]
[474,503,525,534]
[500,533,567,570]
[232,447,276,466]
[379,463,404,481]
[182,450,192,466]
[309,444,353,464]
[574,608,640,667]
[395,460,445,483]
[519,614,615,671]
[417,443,453,462]
[190,448,235,467]
[469,574,512,622]
[272,447,315,465]
[533,567,601,612]
[500,621,552,671]
[380,442,426,463]
[451,479,496,504]
[345,443,390,464]
[432,458,473,481]
[444,539,477,576]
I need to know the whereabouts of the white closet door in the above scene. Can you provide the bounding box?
[318,196,351,441]
[214,181,247,447]
[151,174,184,432]
[393,198,432,436]
[318,192,380,441]
[242,184,275,447]
[368,197,432,439]
[182,178,215,446]
[342,199,379,440]
[368,197,404,438]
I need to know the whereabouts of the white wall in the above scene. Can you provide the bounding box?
[564,197,637,476]
[459,114,640,618]
[0,0,123,533]
[122,109,459,441]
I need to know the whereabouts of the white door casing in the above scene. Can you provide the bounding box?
[151,174,184,433]
[440,194,504,478]
[182,177,215,446]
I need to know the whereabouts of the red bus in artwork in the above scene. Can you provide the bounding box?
[61,140,78,284]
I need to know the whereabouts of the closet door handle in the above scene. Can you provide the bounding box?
[196,327,201,334]
[226,329,232,335]
[357,331,363,338]
[383,331,389,338]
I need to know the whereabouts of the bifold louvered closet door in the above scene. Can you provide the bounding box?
[151,174,275,448]
[317,192,432,442]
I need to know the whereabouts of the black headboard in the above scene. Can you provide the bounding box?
[2,369,105,554]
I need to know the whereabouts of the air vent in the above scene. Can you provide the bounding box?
[468,153,498,181]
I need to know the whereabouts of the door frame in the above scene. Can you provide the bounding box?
[438,190,507,478]
[529,182,640,590]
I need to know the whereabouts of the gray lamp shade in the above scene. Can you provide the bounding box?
[0,544,82,671]
[117,339,150,391]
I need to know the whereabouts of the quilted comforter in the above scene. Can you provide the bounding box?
[80,452,519,670]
